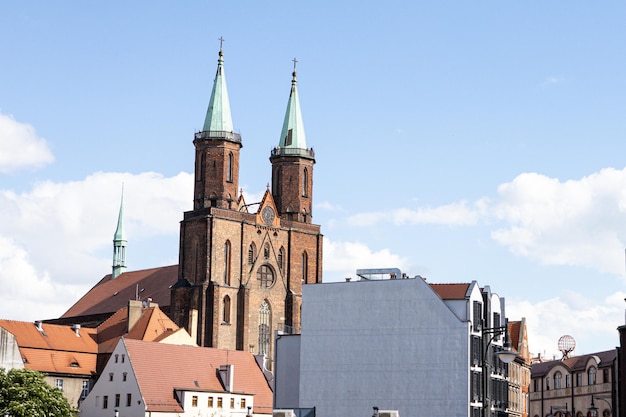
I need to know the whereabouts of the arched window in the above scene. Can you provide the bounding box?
[227,153,233,183]
[546,376,551,390]
[248,243,256,264]
[278,247,285,272]
[264,243,270,259]
[588,367,597,385]
[302,251,308,283]
[258,301,271,356]
[223,241,231,285]
[302,168,308,197]
[257,265,275,288]
[223,296,231,324]
[554,371,562,389]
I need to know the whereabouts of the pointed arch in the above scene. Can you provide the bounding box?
[224,240,231,285]
[248,243,256,265]
[258,300,271,356]
[302,251,308,283]
[223,295,231,324]
[302,168,308,197]
[227,152,233,183]
[264,242,270,259]
[278,247,285,272]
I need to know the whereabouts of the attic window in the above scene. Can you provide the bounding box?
[70,361,79,367]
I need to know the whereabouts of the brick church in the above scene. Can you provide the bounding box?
[58,45,323,363]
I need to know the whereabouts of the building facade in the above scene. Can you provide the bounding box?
[169,47,323,365]
[508,319,532,417]
[530,350,617,417]
[274,270,516,417]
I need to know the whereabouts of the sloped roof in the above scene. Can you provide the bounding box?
[61,265,178,319]
[531,349,617,377]
[0,320,97,376]
[124,339,273,414]
[429,283,470,300]
[509,320,521,348]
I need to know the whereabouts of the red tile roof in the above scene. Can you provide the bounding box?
[0,320,98,376]
[124,339,273,414]
[429,283,470,299]
[61,265,178,318]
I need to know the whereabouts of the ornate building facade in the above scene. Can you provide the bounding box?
[170,47,323,363]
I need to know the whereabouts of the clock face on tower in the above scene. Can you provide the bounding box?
[261,206,275,225]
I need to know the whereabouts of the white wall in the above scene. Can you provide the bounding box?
[274,333,301,408]
[298,278,471,417]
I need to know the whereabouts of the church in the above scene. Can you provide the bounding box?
[58,44,323,366]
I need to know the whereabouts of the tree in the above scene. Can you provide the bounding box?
[0,368,75,417]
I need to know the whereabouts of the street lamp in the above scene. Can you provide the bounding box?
[588,395,612,417]
[482,319,519,417]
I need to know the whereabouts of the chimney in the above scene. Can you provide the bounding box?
[127,300,144,333]
[218,364,234,392]
[72,324,81,336]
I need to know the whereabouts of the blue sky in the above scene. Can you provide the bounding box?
[1,1,626,359]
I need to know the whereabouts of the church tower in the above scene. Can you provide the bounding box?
[112,188,126,279]
[171,46,322,368]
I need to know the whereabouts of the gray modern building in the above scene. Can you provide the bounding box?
[275,269,515,417]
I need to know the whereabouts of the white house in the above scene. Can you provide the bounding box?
[80,338,273,417]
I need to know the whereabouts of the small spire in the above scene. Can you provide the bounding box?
[203,38,234,133]
[112,185,127,279]
[278,58,307,149]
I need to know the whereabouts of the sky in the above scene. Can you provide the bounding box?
[1,1,625,360]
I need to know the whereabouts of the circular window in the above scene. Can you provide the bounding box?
[257,265,275,288]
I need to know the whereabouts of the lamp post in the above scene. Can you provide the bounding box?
[588,395,612,417]
[482,319,518,417]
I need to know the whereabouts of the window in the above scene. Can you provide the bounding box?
[230,398,235,408]
[218,397,223,408]
[192,396,198,407]
[259,300,271,356]
[109,373,114,382]
[115,354,119,363]
[473,301,482,331]
[224,241,231,285]
[576,373,583,387]
[223,295,231,324]
[493,312,500,341]
[103,395,109,409]
[302,252,308,283]
[227,153,233,183]
[264,243,270,259]
[278,247,284,271]
[257,265,275,288]
[554,372,562,389]
[126,393,132,407]
[115,394,120,407]
[81,380,89,399]
[533,379,538,392]
[241,398,246,409]
[208,397,214,407]
[302,168,308,197]
[470,336,481,366]
[248,244,255,264]
[123,372,127,382]
[121,354,125,363]
[546,376,550,390]
[603,368,610,383]
[588,367,597,385]
[566,374,571,388]
[55,379,63,391]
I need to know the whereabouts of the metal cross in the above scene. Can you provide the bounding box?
[219,36,225,50]
[292,57,298,71]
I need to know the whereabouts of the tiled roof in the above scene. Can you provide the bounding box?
[531,349,617,377]
[429,283,470,299]
[61,265,178,318]
[0,320,98,376]
[124,339,273,414]
[509,321,521,348]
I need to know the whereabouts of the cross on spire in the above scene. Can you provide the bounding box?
[219,36,225,51]
[292,57,298,72]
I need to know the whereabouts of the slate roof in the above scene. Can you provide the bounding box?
[0,320,98,376]
[429,283,470,299]
[531,349,617,377]
[61,265,178,319]
[124,339,273,414]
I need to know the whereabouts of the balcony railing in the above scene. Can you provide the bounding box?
[270,147,315,159]
[194,130,242,143]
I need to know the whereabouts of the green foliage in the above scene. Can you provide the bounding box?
[0,368,75,417]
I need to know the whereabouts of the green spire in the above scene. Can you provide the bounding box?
[112,186,127,279]
[278,58,307,150]
[203,40,234,133]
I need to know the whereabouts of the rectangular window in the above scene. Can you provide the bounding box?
[115,394,120,407]
[103,396,109,409]
[493,312,501,341]
[241,398,246,409]
[576,373,583,387]
[566,374,571,388]
[471,336,481,366]
[218,397,223,408]
[123,372,127,382]
[109,373,114,382]
[230,398,235,408]
[192,396,198,407]
[55,379,64,391]
[126,393,132,407]
[208,397,214,407]
[473,301,482,331]
[81,380,89,399]
[603,368,610,383]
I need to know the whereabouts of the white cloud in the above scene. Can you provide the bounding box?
[322,237,408,282]
[541,76,565,87]
[492,168,626,274]
[347,201,484,227]
[507,290,625,358]
[0,113,54,173]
